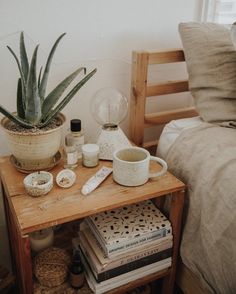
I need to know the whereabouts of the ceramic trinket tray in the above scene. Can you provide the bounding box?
[23,171,53,197]
[56,169,76,188]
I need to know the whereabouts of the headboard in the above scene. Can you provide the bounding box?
[129,49,198,151]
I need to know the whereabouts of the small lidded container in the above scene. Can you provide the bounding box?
[82,144,99,167]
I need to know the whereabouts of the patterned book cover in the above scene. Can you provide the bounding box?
[87,200,171,251]
[86,220,172,256]
[81,222,173,258]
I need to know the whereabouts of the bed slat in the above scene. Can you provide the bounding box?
[147,80,189,97]
[148,49,185,64]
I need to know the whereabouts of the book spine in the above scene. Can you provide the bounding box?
[86,218,171,255]
[80,232,172,273]
[82,251,172,294]
[81,247,172,283]
[80,228,172,268]
[101,241,172,271]
[107,229,171,256]
[98,248,172,282]
[82,225,173,259]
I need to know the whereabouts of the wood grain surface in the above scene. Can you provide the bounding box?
[0,156,184,235]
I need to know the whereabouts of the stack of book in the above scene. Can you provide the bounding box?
[77,200,173,294]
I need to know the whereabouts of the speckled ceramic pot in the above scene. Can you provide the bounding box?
[1,113,65,172]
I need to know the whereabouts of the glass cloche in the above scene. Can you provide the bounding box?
[91,88,131,160]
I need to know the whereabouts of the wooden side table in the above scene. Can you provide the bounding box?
[0,156,185,294]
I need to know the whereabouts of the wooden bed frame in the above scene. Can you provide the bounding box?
[129,49,210,294]
[130,49,198,150]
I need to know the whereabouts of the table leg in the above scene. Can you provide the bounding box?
[2,183,33,294]
[162,190,185,294]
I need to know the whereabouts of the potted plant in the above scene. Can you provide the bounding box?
[0,32,96,171]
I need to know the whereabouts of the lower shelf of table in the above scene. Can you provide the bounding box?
[31,213,172,293]
[33,268,170,294]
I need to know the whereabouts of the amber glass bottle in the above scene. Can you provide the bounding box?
[69,250,85,289]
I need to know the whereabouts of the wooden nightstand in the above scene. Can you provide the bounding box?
[0,156,185,294]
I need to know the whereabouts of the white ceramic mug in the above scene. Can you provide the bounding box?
[112,147,168,186]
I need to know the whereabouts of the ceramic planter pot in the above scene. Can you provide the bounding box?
[1,113,66,172]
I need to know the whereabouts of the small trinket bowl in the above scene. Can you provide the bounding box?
[56,169,76,188]
[23,171,53,197]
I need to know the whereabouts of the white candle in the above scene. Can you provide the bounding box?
[82,144,99,167]
[29,228,54,252]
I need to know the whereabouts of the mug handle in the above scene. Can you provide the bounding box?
[149,156,168,179]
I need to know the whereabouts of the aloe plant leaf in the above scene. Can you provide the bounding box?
[38,66,42,88]
[38,66,43,104]
[41,67,86,120]
[39,33,66,99]
[7,45,26,99]
[20,32,29,83]
[40,68,97,127]
[25,45,41,125]
[0,104,33,128]
[17,78,25,119]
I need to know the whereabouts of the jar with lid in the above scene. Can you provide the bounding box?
[82,144,99,167]
[70,119,84,160]
[69,250,85,289]
[63,134,78,169]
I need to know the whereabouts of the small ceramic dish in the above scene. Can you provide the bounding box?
[23,171,53,197]
[56,169,76,188]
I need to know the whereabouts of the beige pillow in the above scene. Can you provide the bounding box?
[179,22,236,127]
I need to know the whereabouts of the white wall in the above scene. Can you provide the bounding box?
[0,0,201,154]
[0,0,201,269]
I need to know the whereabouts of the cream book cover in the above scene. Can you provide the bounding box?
[87,200,171,247]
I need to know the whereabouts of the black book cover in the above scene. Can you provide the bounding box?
[80,246,172,283]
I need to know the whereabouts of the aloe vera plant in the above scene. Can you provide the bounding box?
[0,32,97,129]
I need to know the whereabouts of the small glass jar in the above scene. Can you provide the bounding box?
[82,144,99,167]
[63,134,78,169]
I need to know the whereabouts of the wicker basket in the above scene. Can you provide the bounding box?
[34,247,71,288]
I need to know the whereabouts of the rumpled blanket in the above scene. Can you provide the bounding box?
[165,123,236,294]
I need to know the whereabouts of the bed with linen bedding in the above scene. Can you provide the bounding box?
[129,22,236,294]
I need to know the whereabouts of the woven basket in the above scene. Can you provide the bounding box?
[34,247,71,288]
